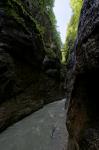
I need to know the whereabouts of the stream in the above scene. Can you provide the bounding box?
[0,99,68,150]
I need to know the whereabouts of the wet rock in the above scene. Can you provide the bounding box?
[45,69,59,78]
[0,1,65,132]
[0,49,15,102]
[66,0,99,149]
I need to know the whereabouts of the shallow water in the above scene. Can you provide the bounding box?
[0,99,68,150]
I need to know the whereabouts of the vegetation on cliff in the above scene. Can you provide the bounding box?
[0,0,65,131]
[62,0,83,63]
[30,0,62,59]
[5,0,61,59]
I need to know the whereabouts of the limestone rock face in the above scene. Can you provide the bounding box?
[66,0,99,149]
[0,1,65,132]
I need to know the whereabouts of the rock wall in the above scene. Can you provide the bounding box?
[0,0,65,132]
[66,0,99,149]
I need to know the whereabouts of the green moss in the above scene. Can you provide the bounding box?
[5,0,45,37]
[63,0,83,63]
[45,48,56,58]
[2,0,61,59]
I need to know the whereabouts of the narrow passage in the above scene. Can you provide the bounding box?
[0,99,68,150]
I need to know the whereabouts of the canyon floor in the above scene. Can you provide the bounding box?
[0,99,68,150]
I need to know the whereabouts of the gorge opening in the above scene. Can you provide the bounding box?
[53,0,72,44]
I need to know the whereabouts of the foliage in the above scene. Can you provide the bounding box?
[62,0,83,63]
[6,0,62,59]
[44,0,62,58]
[31,0,62,58]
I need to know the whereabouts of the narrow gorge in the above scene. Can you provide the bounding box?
[66,0,99,149]
[0,0,99,150]
[0,0,65,131]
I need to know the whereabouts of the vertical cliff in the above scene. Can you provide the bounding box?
[0,0,65,132]
[66,0,99,149]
